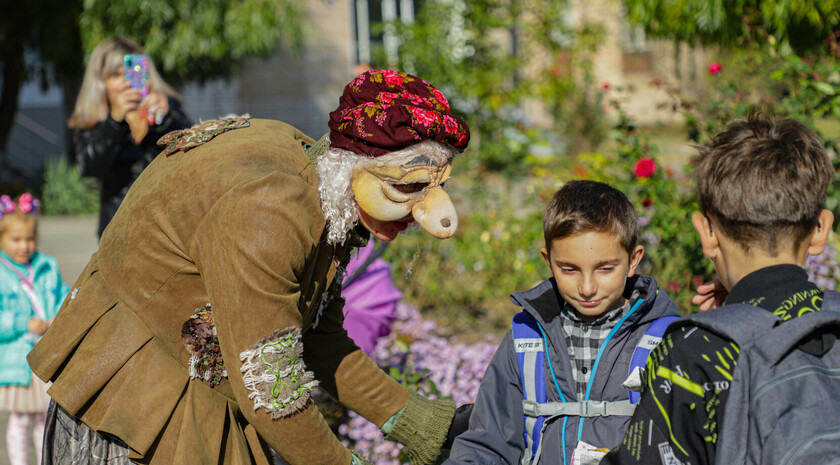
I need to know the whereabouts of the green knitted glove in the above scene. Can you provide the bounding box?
[383,393,456,465]
[351,450,374,465]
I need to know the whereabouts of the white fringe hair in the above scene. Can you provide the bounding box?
[317,146,366,245]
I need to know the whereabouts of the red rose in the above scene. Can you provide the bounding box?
[708,61,722,74]
[642,197,654,207]
[633,157,657,178]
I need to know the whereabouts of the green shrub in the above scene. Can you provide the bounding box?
[41,156,99,215]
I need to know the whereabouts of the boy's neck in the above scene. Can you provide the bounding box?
[717,237,807,291]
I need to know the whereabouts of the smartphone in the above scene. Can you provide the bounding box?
[124,54,149,92]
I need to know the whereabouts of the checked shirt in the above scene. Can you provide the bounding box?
[560,290,641,399]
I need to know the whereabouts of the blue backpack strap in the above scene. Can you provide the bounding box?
[512,312,547,463]
[627,315,679,403]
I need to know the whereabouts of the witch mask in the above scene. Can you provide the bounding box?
[351,140,458,239]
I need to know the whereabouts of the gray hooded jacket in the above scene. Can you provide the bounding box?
[445,275,679,465]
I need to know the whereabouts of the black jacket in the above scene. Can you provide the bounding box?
[75,97,191,237]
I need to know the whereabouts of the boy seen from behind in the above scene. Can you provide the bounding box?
[602,112,837,465]
[445,180,679,465]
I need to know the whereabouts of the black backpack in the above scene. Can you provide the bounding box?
[676,291,840,465]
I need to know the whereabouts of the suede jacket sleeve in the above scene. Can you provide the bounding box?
[301,293,409,428]
[191,168,353,465]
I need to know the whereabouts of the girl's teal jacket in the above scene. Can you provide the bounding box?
[0,250,68,386]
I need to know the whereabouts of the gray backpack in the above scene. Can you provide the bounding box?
[678,291,840,465]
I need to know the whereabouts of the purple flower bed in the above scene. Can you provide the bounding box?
[806,241,840,290]
[338,303,500,464]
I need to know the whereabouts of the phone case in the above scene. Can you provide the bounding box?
[124,54,149,90]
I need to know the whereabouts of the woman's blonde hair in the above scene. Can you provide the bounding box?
[68,36,180,130]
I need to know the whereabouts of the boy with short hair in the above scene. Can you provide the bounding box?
[601,112,836,465]
[445,180,680,465]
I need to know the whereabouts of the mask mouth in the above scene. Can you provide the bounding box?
[411,186,458,238]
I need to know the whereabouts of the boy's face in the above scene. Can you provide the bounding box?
[542,231,644,322]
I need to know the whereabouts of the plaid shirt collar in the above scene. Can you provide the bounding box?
[559,289,641,398]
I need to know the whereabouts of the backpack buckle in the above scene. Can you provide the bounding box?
[584,401,608,417]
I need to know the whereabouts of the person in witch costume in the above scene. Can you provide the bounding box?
[28,69,470,465]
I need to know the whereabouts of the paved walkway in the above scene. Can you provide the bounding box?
[39,214,100,285]
[0,215,99,465]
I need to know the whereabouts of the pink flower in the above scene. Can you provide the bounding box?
[18,200,31,213]
[410,107,439,127]
[708,61,722,74]
[379,92,399,105]
[381,70,404,86]
[457,132,468,146]
[602,82,611,90]
[633,157,657,178]
[442,115,459,133]
[0,195,13,213]
[401,91,424,106]
[432,88,451,112]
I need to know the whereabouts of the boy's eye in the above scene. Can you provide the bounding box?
[560,267,576,274]
[599,266,616,273]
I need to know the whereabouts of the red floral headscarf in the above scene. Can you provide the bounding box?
[328,70,470,157]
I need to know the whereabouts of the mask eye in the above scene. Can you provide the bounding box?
[393,182,429,194]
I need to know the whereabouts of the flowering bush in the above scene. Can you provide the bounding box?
[336,303,499,464]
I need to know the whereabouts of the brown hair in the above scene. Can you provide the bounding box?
[543,180,638,255]
[68,36,179,130]
[692,110,833,255]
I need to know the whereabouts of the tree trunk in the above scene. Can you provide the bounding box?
[0,42,25,155]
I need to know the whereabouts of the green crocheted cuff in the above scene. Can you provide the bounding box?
[383,393,456,465]
[351,450,374,465]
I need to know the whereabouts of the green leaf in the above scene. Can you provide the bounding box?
[813,82,836,96]
[393,339,410,353]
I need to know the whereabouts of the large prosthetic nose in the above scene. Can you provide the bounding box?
[412,186,458,238]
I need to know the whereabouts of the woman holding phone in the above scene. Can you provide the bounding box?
[68,36,191,238]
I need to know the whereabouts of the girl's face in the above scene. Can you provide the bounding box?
[1,218,36,265]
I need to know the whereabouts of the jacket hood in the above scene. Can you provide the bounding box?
[510,274,679,328]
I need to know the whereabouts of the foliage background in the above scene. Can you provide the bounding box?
[374,0,840,338]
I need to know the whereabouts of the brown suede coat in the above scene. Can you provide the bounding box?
[28,119,409,465]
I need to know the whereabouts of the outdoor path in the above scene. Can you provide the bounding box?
[0,214,99,465]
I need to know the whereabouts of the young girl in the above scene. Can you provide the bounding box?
[0,194,68,465]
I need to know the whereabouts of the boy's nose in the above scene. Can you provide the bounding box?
[579,275,597,297]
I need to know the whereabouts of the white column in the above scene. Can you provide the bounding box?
[382,0,399,67]
[356,0,372,64]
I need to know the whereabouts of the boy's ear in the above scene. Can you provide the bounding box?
[541,247,550,267]
[807,209,835,256]
[692,212,720,259]
[627,245,645,278]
